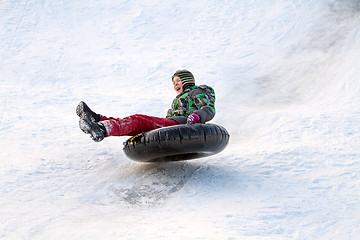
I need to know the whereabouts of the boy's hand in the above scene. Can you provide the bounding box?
[187,113,200,124]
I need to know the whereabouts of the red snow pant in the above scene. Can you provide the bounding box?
[99,114,179,137]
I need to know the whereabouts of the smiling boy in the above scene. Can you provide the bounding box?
[76,69,216,142]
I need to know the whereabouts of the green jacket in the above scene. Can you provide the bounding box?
[166,85,215,124]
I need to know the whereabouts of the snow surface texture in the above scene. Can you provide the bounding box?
[1,0,360,239]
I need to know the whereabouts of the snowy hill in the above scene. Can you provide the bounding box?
[1,0,360,239]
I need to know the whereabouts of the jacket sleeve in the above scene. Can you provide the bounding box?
[192,86,216,123]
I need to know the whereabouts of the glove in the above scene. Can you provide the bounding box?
[187,113,200,124]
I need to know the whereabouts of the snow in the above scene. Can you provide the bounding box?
[1,0,360,239]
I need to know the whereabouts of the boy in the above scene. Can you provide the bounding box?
[77,70,216,142]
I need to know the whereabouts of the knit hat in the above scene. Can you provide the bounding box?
[172,69,195,90]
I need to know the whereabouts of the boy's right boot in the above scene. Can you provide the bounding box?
[76,101,102,122]
[76,101,106,142]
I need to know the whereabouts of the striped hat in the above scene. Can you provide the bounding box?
[172,69,195,90]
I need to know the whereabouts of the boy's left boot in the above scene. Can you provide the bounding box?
[79,118,107,142]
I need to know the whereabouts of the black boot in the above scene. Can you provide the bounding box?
[76,101,102,122]
[76,101,106,142]
[79,118,107,142]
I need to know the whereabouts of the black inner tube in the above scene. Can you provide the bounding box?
[123,123,230,162]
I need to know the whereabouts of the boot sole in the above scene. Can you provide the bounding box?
[76,101,86,117]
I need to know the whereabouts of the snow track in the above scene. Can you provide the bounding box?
[1,0,360,239]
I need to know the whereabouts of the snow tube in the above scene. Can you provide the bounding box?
[123,123,230,162]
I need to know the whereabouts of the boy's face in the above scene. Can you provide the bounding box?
[172,76,183,95]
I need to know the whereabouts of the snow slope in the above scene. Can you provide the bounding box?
[1,0,360,239]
